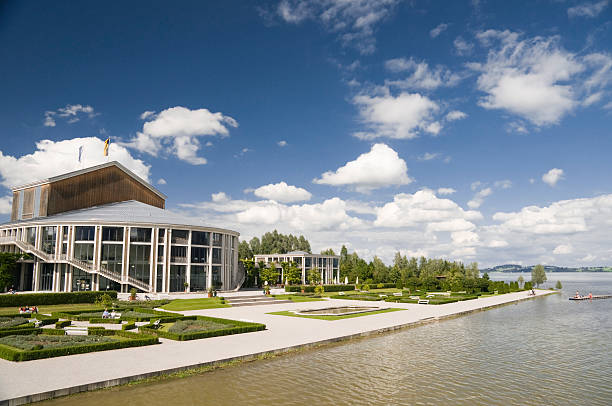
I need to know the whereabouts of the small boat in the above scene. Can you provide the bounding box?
[569,295,612,301]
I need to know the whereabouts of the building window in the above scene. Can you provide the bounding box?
[156,265,163,292]
[333,258,339,267]
[72,267,92,291]
[41,226,56,255]
[75,226,95,241]
[129,244,151,284]
[169,265,186,292]
[212,265,222,288]
[158,229,165,243]
[102,227,123,242]
[212,233,222,247]
[130,228,151,243]
[62,226,69,241]
[74,243,94,263]
[212,248,222,264]
[171,229,189,245]
[40,264,54,291]
[26,227,36,246]
[99,275,121,291]
[190,265,207,291]
[305,257,312,268]
[101,244,123,275]
[170,246,187,263]
[191,246,208,263]
[157,245,164,262]
[191,231,209,246]
[59,264,67,292]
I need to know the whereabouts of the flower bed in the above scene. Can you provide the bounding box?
[0,329,159,361]
[140,315,265,341]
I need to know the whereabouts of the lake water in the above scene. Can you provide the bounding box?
[41,273,612,406]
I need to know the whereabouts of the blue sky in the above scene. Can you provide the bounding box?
[0,0,611,266]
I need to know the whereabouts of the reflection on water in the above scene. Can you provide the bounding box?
[42,273,612,406]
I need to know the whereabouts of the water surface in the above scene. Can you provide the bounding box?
[42,273,612,406]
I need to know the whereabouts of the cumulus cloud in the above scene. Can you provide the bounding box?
[454,36,474,56]
[273,0,400,54]
[430,23,448,38]
[140,111,155,120]
[384,58,461,90]
[157,178,167,185]
[437,187,456,195]
[467,187,492,209]
[553,244,573,254]
[125,106,238,165]
[445,110,467,121]
[0,137,150,188]
[250,182,312,203]
[418,152,440,161]
[352,91,441,140]
[567,0,609,18]
[43,104,97,127]
[313,144,412,193]
[277,140,288,147]
[542,168,564,187]
[0,195,11,214]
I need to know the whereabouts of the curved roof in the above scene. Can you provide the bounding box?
[1,200,239,235]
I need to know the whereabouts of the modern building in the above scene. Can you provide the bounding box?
[254,251,340,285]
[0,162,242,293]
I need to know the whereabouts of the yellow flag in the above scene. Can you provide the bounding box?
[103,137,110,156]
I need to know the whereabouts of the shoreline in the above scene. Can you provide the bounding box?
[0,290,556,405]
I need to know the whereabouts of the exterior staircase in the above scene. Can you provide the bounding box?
[224,294,292,307]
[0,236,150,292]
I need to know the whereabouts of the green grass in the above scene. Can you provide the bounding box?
[159,297,230,311]
[0,334,116,350]
[0,317,30,329]
[272,294,325,302]
[166,319,229,333]
[268,307,405,321]
[0,303,104,316]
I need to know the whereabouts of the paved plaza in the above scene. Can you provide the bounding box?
[0,290,553,405]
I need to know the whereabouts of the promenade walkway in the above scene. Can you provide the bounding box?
[0,290,553,405]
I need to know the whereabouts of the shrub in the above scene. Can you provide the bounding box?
[285,284,355,293]
[395,282,404,289]
[55,320,72,329]
[122,321,137,331]
[140,315,265,341]
[362,284,370,291]
[314,285,325,295]
[555,281,563,290]
[0,291,118,307]
[129,288,138,300]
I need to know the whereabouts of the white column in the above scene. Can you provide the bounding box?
[186,230,192,292]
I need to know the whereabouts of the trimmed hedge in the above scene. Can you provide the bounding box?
[285,284,355,293]
[0,327,39,338]
[55,320,72,329]
[140,315,265,341]
[122,321,137,331]
[0,291,118,307]
[0,329,159,361]
[89,318,123,324]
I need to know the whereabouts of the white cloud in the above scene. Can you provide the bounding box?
[553,244,573,254]
[274,0,400,54]
[211,192,230,203]
[567,0,609,18]
[467,187,492,209]
[468,30,612,126]
[313,144,412,193]
[430,23,448,38]
[384,58,461,90]
[0,137,151,188]
[352,91,441,140]
[125,106,238,165]
[43,104,96,127]
[140,111,155,120]
[494,179,512,189]
[445,110,467,121]
[437,187,456,195]
[542,168,564,187]
[0,195,11,214]
[487,239,509,248]
[157,178,167,185]
[454,36,474,56]
[251,182,312,203]
[277,140,288,147]
[418,152,440,161]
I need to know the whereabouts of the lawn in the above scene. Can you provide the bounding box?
[272,294,325,302]
[163,319,230,333]
[0,334,116,350]
[159,297,230,311]
[268,307,405,321]
[0,303,104,316]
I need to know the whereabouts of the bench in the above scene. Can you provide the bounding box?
[379,294,388,298]
[338,292,345,295]
[418,299,430,304]
[64,326,88,336]
[393,292,403,297]
[150,319,162,330]
[28,319,43,328]
[409,296,420,300]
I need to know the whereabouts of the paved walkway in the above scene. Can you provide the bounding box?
[0,290,554,405]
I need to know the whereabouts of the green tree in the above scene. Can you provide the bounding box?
[320,248,335,255]
[241,259,258,287]
[517,275,525,289]
[259,262,279,286]
[249,237,261,255]
[282,261,302,285]
[0,252,23,290]
[308,267,321,285]
[238,241,253,260]
[466,262,479,279]
[531,264,547,288]
[555,280,563,290]
[371,256,389,283]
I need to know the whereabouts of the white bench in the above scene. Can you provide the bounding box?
[393,292,402,297]
[338,292,345,295]
[64,326,88,336]
[418,299,430,304]
[379,294,388,298]
[409,296,420,300]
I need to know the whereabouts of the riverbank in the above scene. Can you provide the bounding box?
[0,289,555,405]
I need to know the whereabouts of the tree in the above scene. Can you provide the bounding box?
[517,275,525,289]
[259,262,279,286]
[531,264,547,288]
[241,259,258,287]
[282,261,302,285]
[238,241,253,260]
[308,267,321,285]
[555,280,563,290]
[371,256,389,283]
[0,252,23,290]
[466,262,479,279]
[320,248,335,255]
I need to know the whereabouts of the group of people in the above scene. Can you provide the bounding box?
[19,306,38,314]
[574,291,593,299]
[101,308,118,319]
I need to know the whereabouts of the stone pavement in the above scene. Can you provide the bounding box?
[0,290,554,405]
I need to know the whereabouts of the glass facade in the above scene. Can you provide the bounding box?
[212,265,222,288]
[40,263,54,291]
[192,231,209,246]
[191,246,208,263]
[101,243,123,274]
[171,229,189,244]
[72,267,92,291]
[99,275,121,291]
[41,226,56,254]
[129,244,150,284]
[212,232,222,246]
[102,227,123,242]
[169,265,186,292]
[130,227,151,243]
[190,265,207,291]
[26,227,36,246]
[75,226,95,241]
[156,265,163,292]
[170,246,187,263]
[74,243,94,263]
